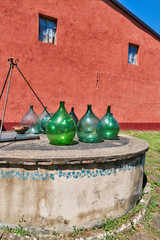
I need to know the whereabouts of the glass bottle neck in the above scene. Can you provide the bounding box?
[87,105,93,113]
[30,105,33,110]
[106,106,111,114]
[59,101,65,111]
[60,101,65,106]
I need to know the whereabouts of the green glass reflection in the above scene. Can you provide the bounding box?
[101,106,119,140]
[46,101,76,145]
[77,105,102,143]
[69,107,79,125]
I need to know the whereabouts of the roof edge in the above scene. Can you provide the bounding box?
[110,0,160,40]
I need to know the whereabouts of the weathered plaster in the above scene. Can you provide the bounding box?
[0,134,148,234]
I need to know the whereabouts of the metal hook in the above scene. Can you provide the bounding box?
[15,59,19,65]
[8,58,19,66]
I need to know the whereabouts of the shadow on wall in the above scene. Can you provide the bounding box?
[143,173,147,189]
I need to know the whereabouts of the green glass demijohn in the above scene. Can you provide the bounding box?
[101,106,120,140]
[39,106,48,121]
[46,101,76,145]
[20,105,40,134]
[41,113,53,133]
[27,119,41,134]
[38,106,48,133]
[69,107,79,125]
[77,105,102,143]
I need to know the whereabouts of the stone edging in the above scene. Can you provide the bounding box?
[0,183,151,240]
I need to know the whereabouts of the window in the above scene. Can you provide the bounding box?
[128,43,139,65]
[39,15,57,44]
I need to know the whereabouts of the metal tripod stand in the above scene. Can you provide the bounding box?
[0,58,50,139]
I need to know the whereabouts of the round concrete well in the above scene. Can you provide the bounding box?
[0,133,148,234]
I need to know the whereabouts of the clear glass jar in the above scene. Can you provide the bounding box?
[20,105,40,134]
[77,105,102,143]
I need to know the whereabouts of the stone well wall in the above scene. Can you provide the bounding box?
[0,134,148,234]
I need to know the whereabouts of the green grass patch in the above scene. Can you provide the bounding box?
[0,224,31,236]
[0,215,32,237]
[99,131,160,239]
[121,131,160,237]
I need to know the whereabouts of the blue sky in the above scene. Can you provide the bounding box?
[117,0,160,34]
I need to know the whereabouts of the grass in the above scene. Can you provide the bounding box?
[72,226,85,237]
[118,131,160,238]
[0,215,32,237]
[0,223,31,236]
[96,131,160,240]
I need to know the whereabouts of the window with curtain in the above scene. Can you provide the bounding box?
[39,15,57,44]
[128,43,139,65]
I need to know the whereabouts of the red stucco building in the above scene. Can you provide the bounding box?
[0,0,160,130]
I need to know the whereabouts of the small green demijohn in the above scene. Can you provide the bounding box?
[69,107,79,125]
[38,106,48,133]
[41,113,53,133]
[46,101,76,145]
[39,106,48,121]
[77,105,102,143]
[101,106,119,140]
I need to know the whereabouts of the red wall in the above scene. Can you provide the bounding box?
[0,0,160,130]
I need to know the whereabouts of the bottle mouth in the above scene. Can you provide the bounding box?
[86,105,93,113]
[59,101,65,109]
[60,101,65,105]
[107,106,111,113]
[87,104,92,110]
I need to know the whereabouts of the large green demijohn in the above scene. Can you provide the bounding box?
[77,105,102,143]
[46,101,76,145]
[101,106,119,140]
